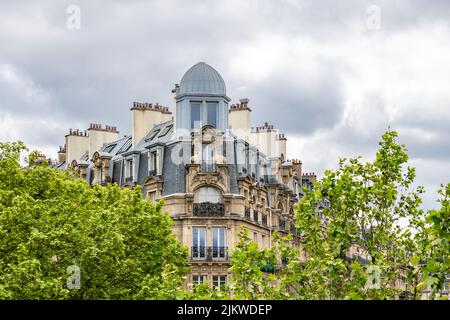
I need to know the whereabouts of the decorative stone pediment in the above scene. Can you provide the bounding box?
[201,125,216,144]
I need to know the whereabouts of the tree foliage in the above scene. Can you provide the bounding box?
[0,141,189,299]
[202,130,448,300]
[0,130,448,300]
[292,130,426,299]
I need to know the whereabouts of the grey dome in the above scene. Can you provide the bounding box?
[178,62,226,95]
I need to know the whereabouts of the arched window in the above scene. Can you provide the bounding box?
[194,186,221,203]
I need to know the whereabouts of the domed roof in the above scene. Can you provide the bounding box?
[178,62,226,96]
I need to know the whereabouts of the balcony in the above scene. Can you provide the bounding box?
[244,207,251,220]
[125,176,133,183]
[191,246,228,261]
[193,202,225,217]
[200,161,216,172]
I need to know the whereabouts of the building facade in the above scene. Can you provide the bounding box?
[57,62,316,288]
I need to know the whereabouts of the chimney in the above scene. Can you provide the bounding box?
[131,102,172,147]
[292,159,302,177]
[57,144,67,164]
[87,123,119,159]
[302,172,317,184]
[229,98,252,142]
[276,133,287,159]
[250,121,279,158]
[65,128,89,165]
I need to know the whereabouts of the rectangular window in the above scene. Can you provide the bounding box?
[192,227,206,259]
[125,159,133,180]
[202,143,215,163]
[253,210,259,223]
[191,102,201,129]
[192,275,207,286]
[213,275,226,290]
[253,232,258,243]
[261,235,266,248]
[206,102,218,128]
[212,227,226,258]
[149,150,157,174]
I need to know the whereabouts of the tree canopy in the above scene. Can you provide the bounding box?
[0,130,448,300]
[0,141,189,299]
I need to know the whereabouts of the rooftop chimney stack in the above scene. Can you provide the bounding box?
[131,101,172,147]
[65,128,89,165]
[229,98,252,142]
[292,159,302,177]
[87,123,120,160]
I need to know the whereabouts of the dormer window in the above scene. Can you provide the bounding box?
[148,146,164,176]
[125,159,133,182]
[149,150,157,175]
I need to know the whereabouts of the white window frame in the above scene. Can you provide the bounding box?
[213,275,226,290]
[192,227,206,259]
[192,275,207,286]
[212,227,226,259]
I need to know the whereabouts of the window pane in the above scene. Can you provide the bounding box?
[213,228,218,248]
[199,228,205,247]
[195,187,221,203]
[212,227,226,258]
[213,276,226,290]
[202,144,214,163]
[207,103,218,128]
[192,227,206,258]
[191,103,201,129]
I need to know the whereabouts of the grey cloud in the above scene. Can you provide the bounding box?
[0,0,449,209]
[231,63,345,134]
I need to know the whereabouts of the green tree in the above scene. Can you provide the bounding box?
[0,141,189,299]
[293,130,426,299]
[227,228,278,299]
[414,183,450,299]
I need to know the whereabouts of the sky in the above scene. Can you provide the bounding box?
[0,0,449,209]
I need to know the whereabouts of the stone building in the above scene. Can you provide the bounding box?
[56,62,316,289]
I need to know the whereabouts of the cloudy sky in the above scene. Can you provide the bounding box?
[1,0,449,209]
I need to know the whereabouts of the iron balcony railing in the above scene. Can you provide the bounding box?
[191,246,228,261]
[193,202,225,217]
[200,161,216,172]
